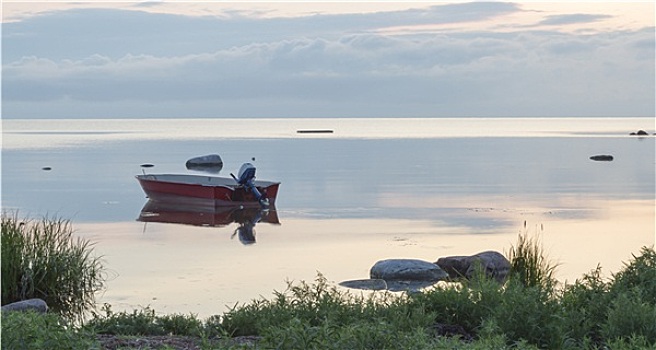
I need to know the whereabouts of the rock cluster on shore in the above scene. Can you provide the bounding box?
[340,251,511,292]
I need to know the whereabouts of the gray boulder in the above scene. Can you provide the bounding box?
[370,259,448,282]
[436,251,511,283]
[1,298,48,313]
[186,154,223,173]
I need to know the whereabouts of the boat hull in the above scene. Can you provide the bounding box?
[136,174,279,207]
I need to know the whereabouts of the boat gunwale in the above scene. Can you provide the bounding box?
[135,174,280,188]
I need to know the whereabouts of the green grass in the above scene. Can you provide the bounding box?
[1,311,99,350]
[1,212,106,322]
[2,214,655,349]
[506,221,559,291]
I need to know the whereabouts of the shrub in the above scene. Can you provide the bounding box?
[610,246,656,303]
[602,290,656,344]
[86,304,205,337]
[220,274,428,337]
[262,318,436,350]
[489,280,564,348]
[559,265,611,345]
[1,311,98,350]
[410,277,504,335]
[559,247,656,348]
[602,247,656,346]
[1,212,106,322]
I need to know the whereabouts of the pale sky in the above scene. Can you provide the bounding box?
[2,1,654,118]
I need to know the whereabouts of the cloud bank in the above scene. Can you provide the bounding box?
[2,3,654,118]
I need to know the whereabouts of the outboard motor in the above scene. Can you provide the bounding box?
[231,163,269,207]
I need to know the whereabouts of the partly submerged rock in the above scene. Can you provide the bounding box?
[370,259,448,282]
[339,279,388,291]
[436,251,510,283]
[340,259,447,293]
[339,278,439,292]
[384,280,441,292]
[186,154,223,173]
[1,298,48,313]
[590,155,614,161]
[629,130,649,136]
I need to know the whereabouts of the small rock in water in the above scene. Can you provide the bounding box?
[140,163,155,168]
[186,154,223,173]
[589,155,614,161]
[42,167,52,171]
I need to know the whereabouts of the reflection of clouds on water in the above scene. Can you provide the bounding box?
[69,197,653,318]
[2,119,654,317]
[2,127,654,229]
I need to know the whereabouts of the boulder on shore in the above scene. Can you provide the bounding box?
[370,258,448,282]
[436,251,510,283]
[629,130,648,136]
[1,298,48,313]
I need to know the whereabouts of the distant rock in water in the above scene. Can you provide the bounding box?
[42,166,52,171]
[590,155,614,161]
[186,154,223,173]
[629,130,649,136]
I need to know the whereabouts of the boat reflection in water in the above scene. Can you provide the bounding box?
[137,197,280,245]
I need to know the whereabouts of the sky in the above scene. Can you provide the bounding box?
[1,1,654,119]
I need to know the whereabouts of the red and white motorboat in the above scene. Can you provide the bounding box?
[136,163,280,207]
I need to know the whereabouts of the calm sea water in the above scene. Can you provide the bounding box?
[2,117,654,317]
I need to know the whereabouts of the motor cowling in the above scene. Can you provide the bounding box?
[231,162,269,207]
[236,162,256,185]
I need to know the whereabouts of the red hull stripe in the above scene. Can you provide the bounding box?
[137,178,279,206]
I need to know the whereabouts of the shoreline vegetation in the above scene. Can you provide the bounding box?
[2,213,655,349]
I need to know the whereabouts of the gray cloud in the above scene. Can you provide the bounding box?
[2,3,654,118]
[538,13,613,26]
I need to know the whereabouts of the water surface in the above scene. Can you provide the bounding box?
[2,118,654,317]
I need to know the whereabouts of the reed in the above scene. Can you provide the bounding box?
[1,212,106,322]
[506,221,558,291]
